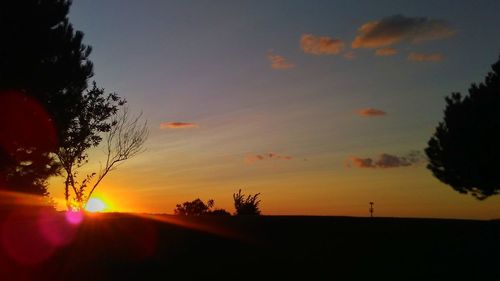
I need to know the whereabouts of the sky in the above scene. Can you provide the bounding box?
[47,0,500,218]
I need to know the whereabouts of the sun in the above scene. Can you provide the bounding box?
[85,198,106,213]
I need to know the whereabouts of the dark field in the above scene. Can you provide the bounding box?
[1,211,499,280]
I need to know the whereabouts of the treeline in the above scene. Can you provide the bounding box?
[174,189,261,216]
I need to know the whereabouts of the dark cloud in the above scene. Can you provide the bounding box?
[352,15,456,49]
[349,151,422,169]
[160,122,198,129]
[407,52,443,62]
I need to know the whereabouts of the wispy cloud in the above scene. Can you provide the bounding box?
[267,51,295,70]
[300,34,344,55]
[344,51,356,60]
[357,108,387,117]
[348,151,422,169]
[407,52,443,62]
[160,122,198,129]
[375,47,397,56]
[245,152,293,164]
[352,15,456,49]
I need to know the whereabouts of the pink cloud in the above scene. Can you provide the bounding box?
[267,51,295,70]
[375,47,397,56]
[352,15,456,49]
[344,51,356,60]
[357,108,387,117]
[348,151,422,169]
[350,157,374,168]
[160,122,198,129]
[300,34,344,55]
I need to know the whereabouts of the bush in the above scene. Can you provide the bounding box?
[233,189,261,215]
[207,209,231,216]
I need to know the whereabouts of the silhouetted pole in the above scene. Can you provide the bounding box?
[369,202,374,217]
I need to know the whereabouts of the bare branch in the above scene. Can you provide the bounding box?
[85,107,149,203]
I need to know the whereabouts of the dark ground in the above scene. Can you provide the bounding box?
[1,210,499,280]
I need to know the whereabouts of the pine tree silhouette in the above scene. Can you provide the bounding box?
[0,1,113,197]
[426,55,500,199]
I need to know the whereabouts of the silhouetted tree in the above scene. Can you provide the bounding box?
[174,198,230,216]
[426,55,500,199]
[0,1,146,209]
[233,189,261,215]
[174,199,214,216]
[0,0,113,198]
[60,107,148,210]
[56,86,124,209]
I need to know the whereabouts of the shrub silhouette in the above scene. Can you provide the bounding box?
[426,55,500,199]
[174,199,230,216]
[207,209,231,216]
[174,199,211,216]
[233,189,261,215]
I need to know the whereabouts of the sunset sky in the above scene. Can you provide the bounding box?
[48,0,500,219]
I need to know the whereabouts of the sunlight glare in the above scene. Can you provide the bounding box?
[85,198,106,213]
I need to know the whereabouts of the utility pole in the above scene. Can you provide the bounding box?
[369,202,374,217]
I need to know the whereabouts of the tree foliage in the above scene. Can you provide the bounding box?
[174,198,230,216]
[0,1,147,209]
[0,0,95,196]
[62,107,148,210]
[233,189,261,215]
[174,199,214,216]
[425,55,500,199]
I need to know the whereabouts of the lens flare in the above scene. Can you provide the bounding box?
[65,210,84,225]
[85,198,106,213]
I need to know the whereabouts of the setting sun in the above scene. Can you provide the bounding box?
[85,198,106,213]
